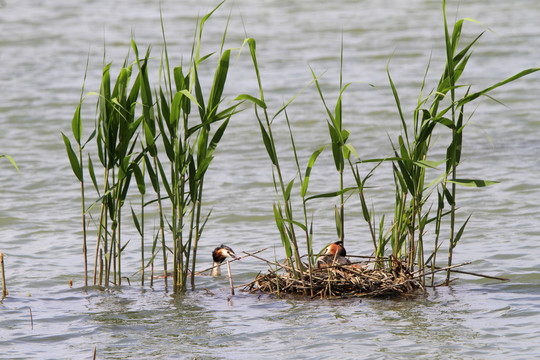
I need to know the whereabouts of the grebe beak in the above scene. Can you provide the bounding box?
[224,248,240,260]
[214,244,241,263]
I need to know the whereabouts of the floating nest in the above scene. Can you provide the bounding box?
[243,255,424,299]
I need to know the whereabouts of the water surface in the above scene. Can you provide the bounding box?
[1,0,540,358]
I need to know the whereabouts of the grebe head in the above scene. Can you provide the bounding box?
[212,244,239,264]
[325,241,347,257]
[315,241,350,269]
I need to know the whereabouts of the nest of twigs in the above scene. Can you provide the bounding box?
[243,255,423,299]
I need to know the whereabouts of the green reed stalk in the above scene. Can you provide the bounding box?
[139,1,239,292]
[146,154,168,286]
[284,110,317,291]
[239,38,306,278]
[310,60,351,246]
[442,2,457,284]
[140,185,145,286]
[349,161,380,255]
[93,169,108,286]
[131,160,146,285]
[377,0,540,282]
[431,190,444,286]
[81,52,143,287]
[132,41,156,287]
[62,57,95,287]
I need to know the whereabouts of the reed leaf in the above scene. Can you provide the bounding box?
[243,38,264,101]
[387,57,408,144]
[87,154,99,195]
[285,178,295,202]
[274,204,292,258]
[131,206,142,236]
[276,215,309,233]
[235,94,266,109]
[305,187,357,202]
[207,49,231,120]
[132,163,146,195]
[415,159,446,169]
[257,115,277,165]
[301,146,325,198]
[0,155,19,173]
[62,133,83,182]
[72,104,82,145]
[208,117,230,153]
[334,206,342,239]
[448,179,499,187]
[453,214,472,247]
[195,156,213,181]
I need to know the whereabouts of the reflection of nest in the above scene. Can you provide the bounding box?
[243,254,424,299]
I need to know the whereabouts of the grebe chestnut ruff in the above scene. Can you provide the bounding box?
[315,241,351,268]
[211,244,240,276]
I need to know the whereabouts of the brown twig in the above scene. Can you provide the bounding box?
[29,307,34,330]
[241,250,294,273]
[1,252,6,299]
[433,266,508,281]
[203,288,215,296]
[226,260,234,296]
[412,262,471,279]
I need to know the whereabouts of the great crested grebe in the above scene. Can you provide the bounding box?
[315,241,351,268]
[211,244,240,276]
[153,244,239,278]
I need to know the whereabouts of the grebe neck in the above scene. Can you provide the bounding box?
[211,261,222,276]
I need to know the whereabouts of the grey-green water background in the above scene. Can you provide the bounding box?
[1,0,540,359]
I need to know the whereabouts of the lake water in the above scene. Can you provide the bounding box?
[1,0,540,359]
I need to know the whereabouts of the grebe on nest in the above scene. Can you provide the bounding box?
[211,244,240,276]
[315,241,351,269]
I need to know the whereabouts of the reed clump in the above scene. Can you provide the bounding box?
[64,2,241,292]
[239,0,539,298]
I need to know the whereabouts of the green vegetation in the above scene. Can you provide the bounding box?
[0,155,19,173]
[240,0,539,288]
[63,1,240,292]
[1,155,18,300]
[64,0,538,293]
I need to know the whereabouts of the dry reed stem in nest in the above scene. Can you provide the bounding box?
[243,256,424,299]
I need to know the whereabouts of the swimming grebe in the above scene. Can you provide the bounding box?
[211,244,240,276]
[315,241,351,269]
[153,244,239,278]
